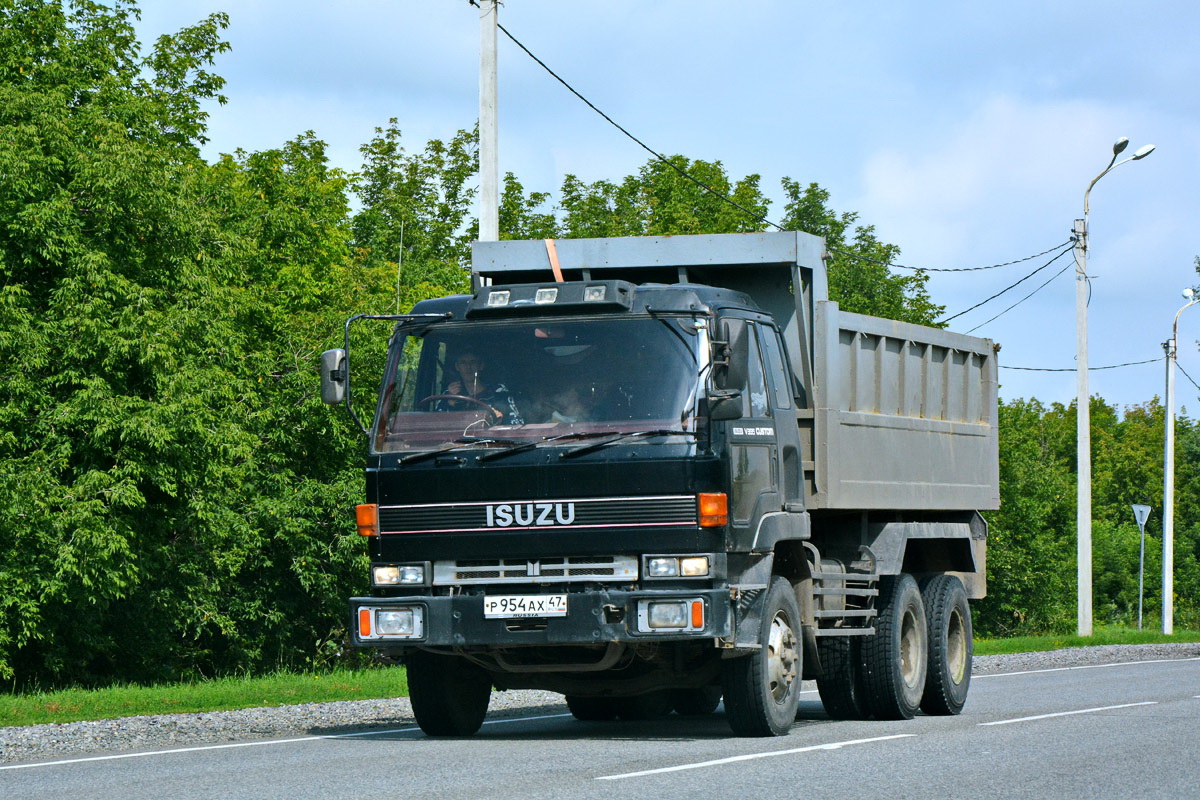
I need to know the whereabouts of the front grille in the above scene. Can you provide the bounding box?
[377,495,697,535]
[433,555,638,586]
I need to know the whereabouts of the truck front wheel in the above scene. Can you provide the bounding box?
[406,650,492,736]
[860,573,927,720]
[919,574,972,715]
[721,576,802,736]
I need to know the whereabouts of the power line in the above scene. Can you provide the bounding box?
[964,261,1073,334]
[940,245,1075,325]
[1177,362,1200,394]
[1001,358,1159,372]
[830,240,1073,273]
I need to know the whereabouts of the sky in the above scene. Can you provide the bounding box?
[134,0,1200,413]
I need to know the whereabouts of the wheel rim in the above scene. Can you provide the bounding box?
[899,607,923,689]
[946,606,967,684]
[767,611,800,704]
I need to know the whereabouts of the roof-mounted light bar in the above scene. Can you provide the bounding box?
[466,280,634,318]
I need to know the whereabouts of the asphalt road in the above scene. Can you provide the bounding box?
[3,655,1197,800]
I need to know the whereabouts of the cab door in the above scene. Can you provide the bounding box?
[727,323,781,542]
[757,323,805,511]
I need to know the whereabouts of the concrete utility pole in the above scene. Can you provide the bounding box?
[479,0,499,242]
[1163,288,1197,635]
[1074,215,1091,636]
[1074,137,1155,637]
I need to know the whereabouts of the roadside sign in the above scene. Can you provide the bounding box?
[1131,504,1152,630]
[1132,504,1151,530]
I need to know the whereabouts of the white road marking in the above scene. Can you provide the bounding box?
[978,701,1157,726]
[972,656,1200,680]
[0,712,573,772]
[595,734,916,780]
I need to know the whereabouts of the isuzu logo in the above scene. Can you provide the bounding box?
[485,502,576,527]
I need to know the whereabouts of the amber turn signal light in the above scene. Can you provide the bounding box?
[356,503,380,537]
[698,493,728,527]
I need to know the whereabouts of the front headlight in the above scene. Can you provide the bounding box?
[356,604,425,640]
[646,557,679,577]
[636,598,706,633]
[372,564,425,586]
[644,555,711,579]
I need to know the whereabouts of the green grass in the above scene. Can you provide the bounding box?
[5,628,1199,728]
[0,668,408,729]
[974,626,1200,655]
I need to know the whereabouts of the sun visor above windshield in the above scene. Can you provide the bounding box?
[466,280,635,318]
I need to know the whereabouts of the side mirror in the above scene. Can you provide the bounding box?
[320,348,347,405]
[712,319,749,391]
[707,391,744,421]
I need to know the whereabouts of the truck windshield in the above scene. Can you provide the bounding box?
[372,316,703,454]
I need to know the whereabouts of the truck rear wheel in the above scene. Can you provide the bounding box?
[815,637,869,720]
[860,574,927,720]
[721,576,802,736]
[406,650,492,736]
[919,574,972,715]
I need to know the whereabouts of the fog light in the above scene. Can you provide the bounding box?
[376,608,415,636]
[584,285,607,302]
[647,601,688,629]
[535,287,558,304]
[680,556,710,577]
[487,290,511,307]
[647,557,678,578]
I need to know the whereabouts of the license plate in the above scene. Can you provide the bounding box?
[483,594,568,619]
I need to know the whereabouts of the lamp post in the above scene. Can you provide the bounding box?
[1163,287,1197,635]
[1074,137,1155,636]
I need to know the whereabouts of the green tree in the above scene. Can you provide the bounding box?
[558,155,769,238]
[0,1,369,687]
[974,398,1076,635]
[350,121,478,310]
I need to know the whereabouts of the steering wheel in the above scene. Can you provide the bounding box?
[417,394,503,423]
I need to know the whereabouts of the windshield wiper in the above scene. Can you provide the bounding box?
[475,431,615,463]
[398,436,523,466]
[559,429,700,460]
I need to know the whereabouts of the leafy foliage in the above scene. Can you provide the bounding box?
[976,394,1200,636]
[0,1,371,687]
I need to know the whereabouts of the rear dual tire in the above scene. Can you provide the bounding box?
[860,574,927,720]
[919,574,972,715]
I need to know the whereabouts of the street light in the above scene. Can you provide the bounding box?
[1073,136,1156,636]
[1163,286,1197,635]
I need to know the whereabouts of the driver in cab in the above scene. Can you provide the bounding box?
[441,350,525,425]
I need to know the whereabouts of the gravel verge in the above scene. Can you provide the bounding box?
[3,642,1198,766]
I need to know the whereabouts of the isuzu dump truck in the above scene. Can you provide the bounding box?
[321,230,999,737]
